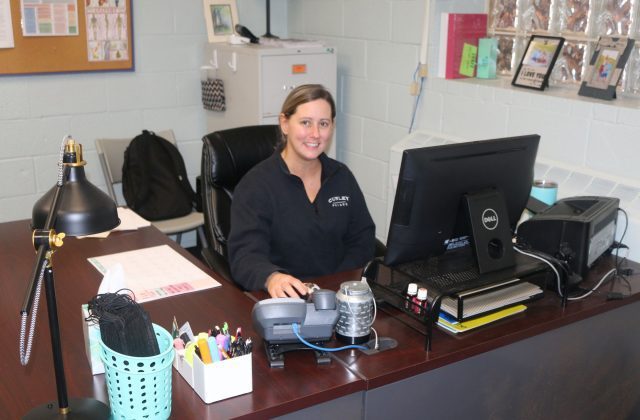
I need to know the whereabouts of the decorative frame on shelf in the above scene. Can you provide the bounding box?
[578,36,636,101]
[203,0,239,43]
[512,35,565,91]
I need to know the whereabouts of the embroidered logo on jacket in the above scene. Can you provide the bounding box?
[328,195,350,207]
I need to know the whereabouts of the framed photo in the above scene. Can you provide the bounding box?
[578,36,635,101]
[203,0,239,43]
[512,35,564,90]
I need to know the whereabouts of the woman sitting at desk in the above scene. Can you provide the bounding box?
[228,84,375,298]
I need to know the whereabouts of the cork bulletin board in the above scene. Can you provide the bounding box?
[0,0,133,75]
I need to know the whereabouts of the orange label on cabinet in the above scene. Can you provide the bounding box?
[292,64,307,74]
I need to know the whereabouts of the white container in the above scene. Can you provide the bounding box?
[174,351,252,404]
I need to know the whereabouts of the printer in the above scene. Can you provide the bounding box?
[517,196,619,280]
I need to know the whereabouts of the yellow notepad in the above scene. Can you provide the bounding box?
[438,304,527,334]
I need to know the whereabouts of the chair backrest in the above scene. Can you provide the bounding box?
[201,125,280,260]
[95,129,176,203]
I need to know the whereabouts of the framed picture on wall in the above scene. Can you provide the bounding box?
[512,35,564,90]
[203,0,239,43]
[578,36,635,100]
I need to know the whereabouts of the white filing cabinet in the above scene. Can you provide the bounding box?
[203,43,338,157]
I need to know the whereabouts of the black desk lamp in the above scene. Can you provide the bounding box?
[262,0,278,38]
[20,136,120,419]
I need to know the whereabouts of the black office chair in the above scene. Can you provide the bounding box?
[200,125,281,283]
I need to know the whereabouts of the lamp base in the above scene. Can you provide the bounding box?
[23,398,110,419]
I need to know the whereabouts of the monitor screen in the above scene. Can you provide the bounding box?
[384,134,540,267]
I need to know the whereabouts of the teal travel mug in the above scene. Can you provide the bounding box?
[531,180,558,205]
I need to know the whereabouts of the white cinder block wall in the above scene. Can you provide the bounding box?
[0,0,284,247]
[3,0,640,261]
[288,0,640,262]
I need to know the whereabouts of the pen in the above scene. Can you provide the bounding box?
[208,336,220,362]
[229,339,240,357]
[222,322,231,351]
[218,344,230,360]
[212,325,221,337]
[197,332,213,364]
[184,341,197,366]
[172,316,179,339]
[215,331,227,355]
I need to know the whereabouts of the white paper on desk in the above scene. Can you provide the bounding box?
[88,245,221,303]
[78,207,151,239]
[114,207,151,231]
[97,263,128,294]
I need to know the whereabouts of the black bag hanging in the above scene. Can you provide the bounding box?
[122,130,196,221]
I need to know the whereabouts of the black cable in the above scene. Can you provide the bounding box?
[614,207,629,274]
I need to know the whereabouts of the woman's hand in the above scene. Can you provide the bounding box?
[266,272,308,298]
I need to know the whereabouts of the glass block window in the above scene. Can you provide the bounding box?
[488,0,640,96]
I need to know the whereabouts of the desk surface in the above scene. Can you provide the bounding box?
[252,256,640,392]
[3,219,639,419]
[0,220,363,419]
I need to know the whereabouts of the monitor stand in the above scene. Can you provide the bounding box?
[464,189,516,274]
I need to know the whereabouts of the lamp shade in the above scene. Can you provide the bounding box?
[32,144,120,236]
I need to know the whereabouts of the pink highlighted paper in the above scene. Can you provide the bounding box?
[88,245,221,303]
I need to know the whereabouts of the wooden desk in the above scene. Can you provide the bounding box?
[295,261,640,419]
[5,216,639,419]
[0,220,364,419]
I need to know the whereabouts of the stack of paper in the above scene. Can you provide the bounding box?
[441,281,542,320]
[437,304,527,334]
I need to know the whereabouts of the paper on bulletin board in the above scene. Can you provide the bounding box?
[21,0,79,36]
[88,245,222,303]
[0,0,15,48]
[85,0,129,62]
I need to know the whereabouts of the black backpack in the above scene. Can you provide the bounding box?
[122,130,196,221]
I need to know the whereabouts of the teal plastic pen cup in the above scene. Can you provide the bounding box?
[531,179,558,206]
[99,324,174,420]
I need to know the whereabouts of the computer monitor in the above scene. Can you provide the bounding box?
[384,134,540,273]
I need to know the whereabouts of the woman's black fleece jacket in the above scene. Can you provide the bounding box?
[228,152,375,291]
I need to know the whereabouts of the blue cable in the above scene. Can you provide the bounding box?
[291,323,368,352]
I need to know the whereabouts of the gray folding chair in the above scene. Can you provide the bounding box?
[95,129,207,247]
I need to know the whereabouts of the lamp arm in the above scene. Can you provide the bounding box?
[21,184,64,314]
[19,142,66,366]
[19,256,46,366]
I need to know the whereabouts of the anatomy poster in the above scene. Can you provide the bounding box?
[85,0,128,61]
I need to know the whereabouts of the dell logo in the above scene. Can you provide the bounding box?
[481,208,498,230]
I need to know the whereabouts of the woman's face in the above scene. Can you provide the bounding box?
[280,99,334,163]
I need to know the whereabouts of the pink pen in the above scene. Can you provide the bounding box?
[215,333,226,358]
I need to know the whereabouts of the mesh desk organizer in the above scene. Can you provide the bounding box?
[364,247,549,351]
